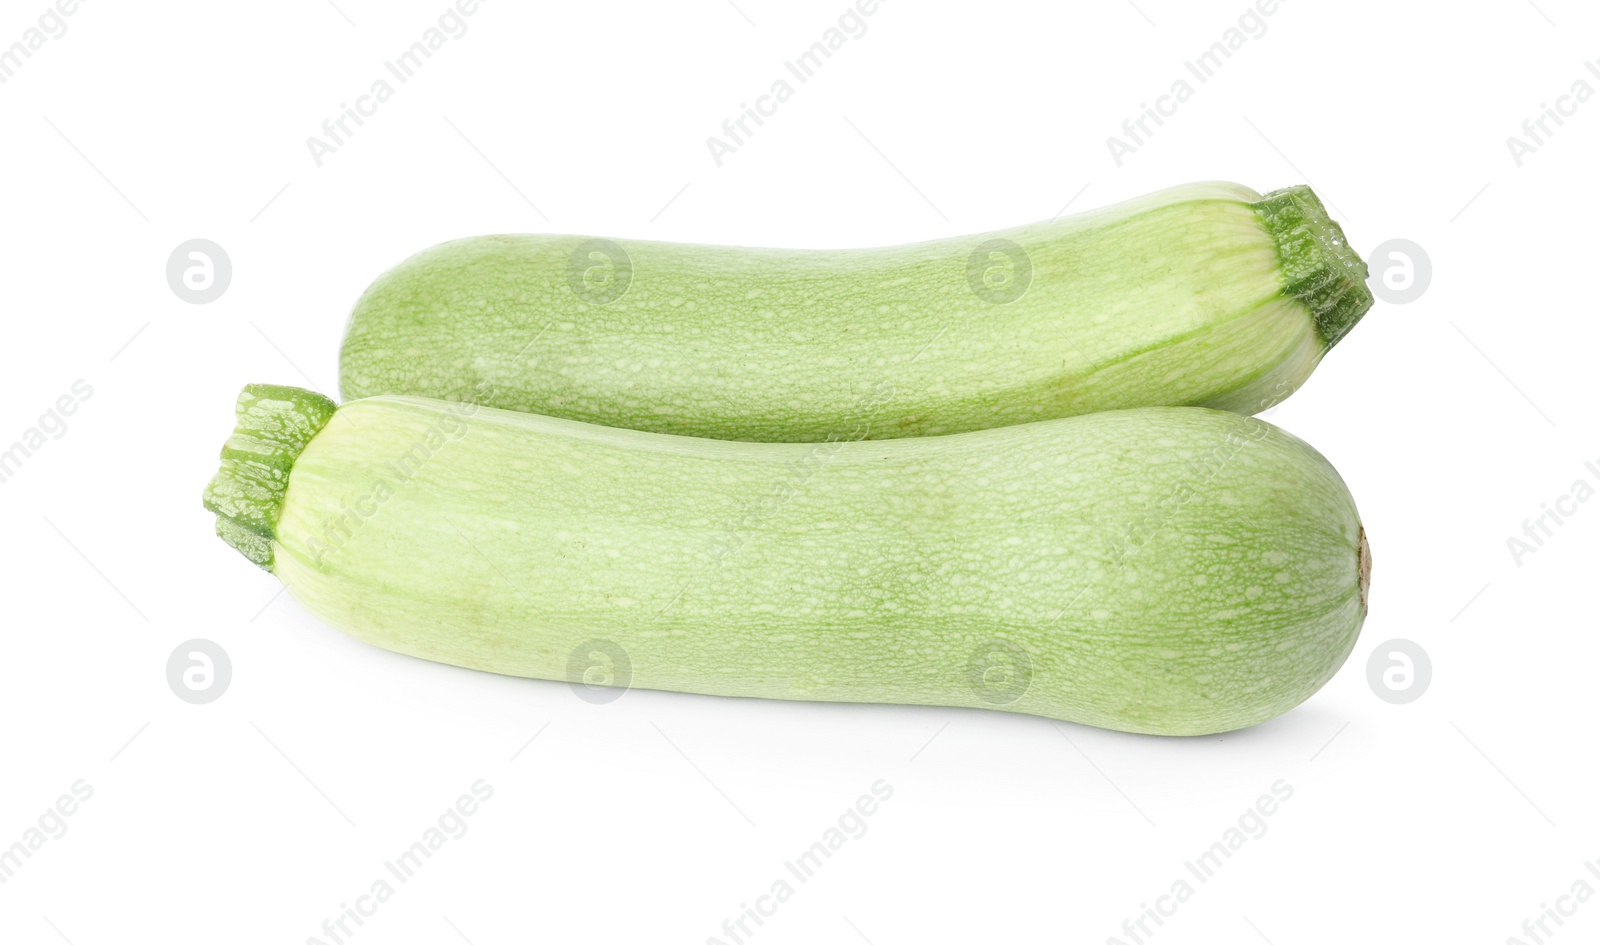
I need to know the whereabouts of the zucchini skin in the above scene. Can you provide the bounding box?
[216,389,1367,736]
[339,182,1372,442]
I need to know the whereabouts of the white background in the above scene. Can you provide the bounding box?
[0,0,1594,942]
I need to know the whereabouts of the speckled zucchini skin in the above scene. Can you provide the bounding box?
[209,387,1367,736]
[339,182,1371,442]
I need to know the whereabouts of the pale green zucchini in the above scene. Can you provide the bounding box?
[339,182,1371,442]
[204,384,1368,735]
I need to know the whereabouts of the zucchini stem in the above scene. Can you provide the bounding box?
[203,384,337,571]
[1252,186,1373,349]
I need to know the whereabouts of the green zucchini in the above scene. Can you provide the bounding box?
[339,182,1371,442]
[204,384,1369,736]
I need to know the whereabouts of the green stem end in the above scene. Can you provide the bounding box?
[203,384,337,571]
[1252,185,1373,350]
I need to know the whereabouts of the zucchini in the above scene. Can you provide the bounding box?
[204,385,1369,736]
[339,182,1371,442]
